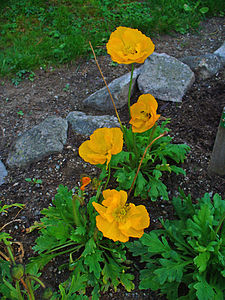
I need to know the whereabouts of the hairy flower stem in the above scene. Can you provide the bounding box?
[148,124,157,144]
[89,41,124,131]
[104,164,111,190]
[132,132,138,158]
[127,64,134,118]
[127,131,168,197]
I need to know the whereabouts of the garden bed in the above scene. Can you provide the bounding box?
[0,17,225,299]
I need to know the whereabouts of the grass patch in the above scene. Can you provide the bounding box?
[0,0,224,78]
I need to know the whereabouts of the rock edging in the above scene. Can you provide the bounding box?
[0,41,224,173]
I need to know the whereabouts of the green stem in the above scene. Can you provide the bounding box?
[3,239,15,265]
[95,184,103,202]
[103,164,111,190]
[93,227,99,242]
[41,241,78,255]
[215,212,225,236]
[123,127,131,152]
[25,277,35,300]
[27,275,46,289]
[127,64,134,118]
[48,245,83,260]
[127,131,168,197]
[78,189,85,206]
[72,196,81,227]
[98,244,114,252]
[148,124,157,145]
[15,281,24,300]
[163,227,196,255]
[111,166,123,170]
[132,132,139,159]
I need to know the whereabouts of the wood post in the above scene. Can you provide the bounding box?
[208,106,225,177]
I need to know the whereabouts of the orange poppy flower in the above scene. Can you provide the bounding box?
[79,127,123,167]
[129,94,160,133]
[80,176,91,191]
[92,189,150,242]
[106,26,155,64]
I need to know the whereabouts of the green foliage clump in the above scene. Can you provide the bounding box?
[0,201,45,300]
[109,120,190,201]
[127,191,225,299]
[28,185,134,299]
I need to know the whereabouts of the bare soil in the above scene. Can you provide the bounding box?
[0,17,225,299]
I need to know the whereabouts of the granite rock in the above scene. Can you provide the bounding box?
[180,53,225,80]
[7,116,68,168]
[83,66,143,111]
[67,111,120,136]
[0,160,7,185]
[137,53,195,102]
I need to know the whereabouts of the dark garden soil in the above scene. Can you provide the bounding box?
[0,17,225,299]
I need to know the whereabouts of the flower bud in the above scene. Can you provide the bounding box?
[10,264,24,280]
[42,287,53,299]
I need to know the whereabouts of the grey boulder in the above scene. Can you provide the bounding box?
[214,41,225,62]
[7,116,68,168]
[67,111,120,136]
[0,160,7,185]
[180,53,225,80]
[83,66,143,111]
[137,53,195,102]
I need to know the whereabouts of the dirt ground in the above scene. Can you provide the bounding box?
[0,17,225,299]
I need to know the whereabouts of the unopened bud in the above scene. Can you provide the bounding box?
[42,287,53,299]
[10,264,24,280]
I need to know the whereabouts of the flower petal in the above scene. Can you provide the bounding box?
[119,204,150,238]
[128,204,150,229]
[96,215,129,242]
[79,141,106,164]
[102,189,127,207]
[92,201,107,215]
[139,94,158,112]
[80,176,91,191]
[110,128,123,154]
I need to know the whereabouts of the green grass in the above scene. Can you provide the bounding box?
[0,0,224,79]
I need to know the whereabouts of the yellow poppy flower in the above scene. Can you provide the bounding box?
[79,127,123,167]
[129,94,160,133]
[106,26,155,64]
[92,189,150,242]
